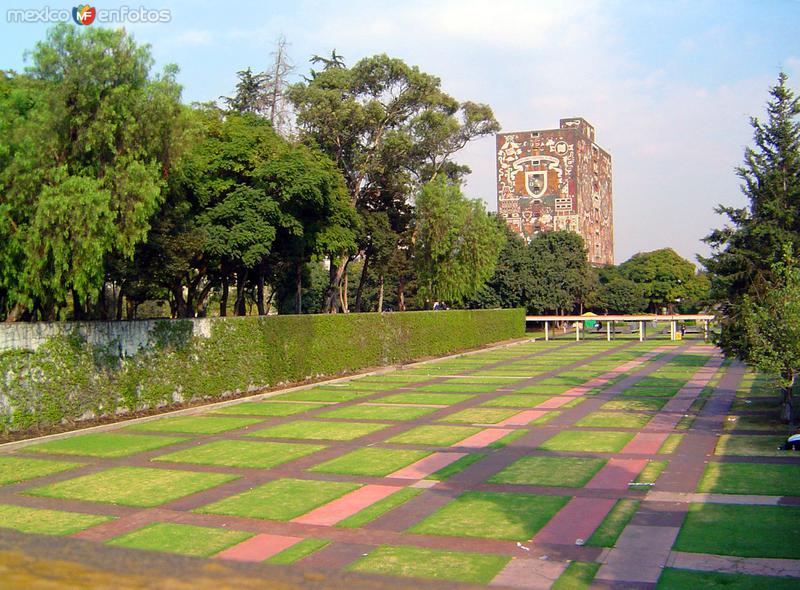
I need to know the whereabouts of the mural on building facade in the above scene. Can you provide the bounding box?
[496,118,614,265]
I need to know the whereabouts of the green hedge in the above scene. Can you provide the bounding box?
[0,309,524,434]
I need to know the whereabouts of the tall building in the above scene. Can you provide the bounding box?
[496,117,614,265]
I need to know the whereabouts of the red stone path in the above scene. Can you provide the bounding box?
[495,410,548,427]
[585,459,649,490]
[456,428,515,448]
[533,497,617,545]
[214,533,302,562]
[292,484,402,526]
[621,432,669,455]
[387,452,467,480]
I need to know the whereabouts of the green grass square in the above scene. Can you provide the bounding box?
[376,393,474,405]
[587,499,640,547]
[320,404,437,421]
[619,386,679,398]
[348,545,509,584]
[0,456,83,485]
[271,389,374,402]
[0,504,112,535]
[427,453,486,480]
[265,538,330,564]
[416,382,500,393]
[410,491,569,540]
[481,395,555,408]
[195,478,358,521]
[600,398,667,412]
[697,462,800,496]
[438,408,518,424]
[539,431,634,453]
[489,456,607,487]
[26,433,187,458]
[387,425,481,446]
[576,412,652,429]
[249,420,390,441]
[26,467,237,507]
[723,414,785,431]
[337,488,422,528]
[107,522,252,557]
[674,503,800,558]
[553,561,600,590]
[656,568,800,590]
[310,448,430,477]
[714,435,788,457]
[152,440,325,468]
[210,401,325,416]
[127,415,263,434]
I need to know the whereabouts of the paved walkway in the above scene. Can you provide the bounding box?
[1,337,798,589]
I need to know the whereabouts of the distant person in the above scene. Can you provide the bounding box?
[680,323,686,338]
[782,432,800,451]
[433,301,441,311]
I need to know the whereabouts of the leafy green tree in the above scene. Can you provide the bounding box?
[467,222,532,309]
[412,178,504,306]
[526,231,591,314]
[703,73,800,359]
[619,248,703,312]
[593,276,647,314]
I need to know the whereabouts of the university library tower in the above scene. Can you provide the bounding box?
[496,118,614,266]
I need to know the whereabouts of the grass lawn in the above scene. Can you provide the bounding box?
[310,448,430,477]
[600,398,667,412]
[0,504,112,535]
[576,412,651,429]
[0,456,83,485]
[714,435,788,457]
[337,488,422,528]
[410,491,569,540]
[348,545,509,584]
[427,453,486,480]
[619,387,680,398]
[416,382,501,393]
[723,414,786,431]
[195,478,358,521]
[375,392,474,405]
[249,420,390,441]
[586,499,640,547]
[658,434,684,454]
[697,462,800,496]
[265,538,330,564]
[321,404,437,421]
[539,431,635,453]
[481,395,556,408]
[656,569,800,590]
[674,503,800,558]
[126,415,264,434]
[387,425,482,446]
[271,389,374,402]
[107,522,251,557]
[552,561,600,590]
[210,401,325,416]
[438,408,518,424]
[152,440,325,469]
[489,456,606,487]
[26,433,187,458]
[629,461,668,490]
[26,466,237,507]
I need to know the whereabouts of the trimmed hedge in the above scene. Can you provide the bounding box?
[0,309,524,434]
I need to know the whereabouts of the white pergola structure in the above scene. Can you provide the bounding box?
[525,314,715,342]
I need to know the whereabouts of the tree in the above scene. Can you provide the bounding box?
[702,73,800,360]
[593,276,647,314]
[412,178,504,305]
[467,222,532,309]
[526,231,592,314]
[619,248,703,312]
[739,248,800,423]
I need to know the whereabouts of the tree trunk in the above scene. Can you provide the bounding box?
[172,286,187,318]
[234,268,248,316]
[354,252,370,312]
[256,266,265,316]
[323,255,348,313]
[116,287,124,321]
[4,303,27,323]
[397,277,406,312]
[72,290,83,321]
[295,261,303,314]
[377,274,384,312]
[341,269,349,313]
[220,274,229,317]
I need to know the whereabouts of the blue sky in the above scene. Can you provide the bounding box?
[2,0,799,264]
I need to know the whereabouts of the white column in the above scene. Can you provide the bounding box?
[545,321,549,341]
[639,321,644,342]
[606,321,611,342]
[704,320,709,342]
[575,322,580,341]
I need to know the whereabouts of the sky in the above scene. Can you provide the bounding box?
[2,0,799,265]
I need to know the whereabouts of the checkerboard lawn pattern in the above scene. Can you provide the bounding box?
[310,448,431,477]
[26,467,238,507]
[656,568,800,590]
[271,389,374,402]
[481,395,556,408]
[674,504,800,559]
[386,425,482,446]
[320,404,437,421]
[26,433,188,458]
[438,408,518,424]
[601,398,667,411]
[210,401,325,416]
[539,431,635,453]
[489,456,607,487]
[195,478,358,521]
[265,538,330,564]
[0,456,83,485]
[375,393,475,405]
[576,412,652,429]
[152,440,326,469]
[586,499,640,547]
[0,504,113,535]
[410,491,569,540]
[126,415,264,434]
[348,545,510,584]
[107,522,252,557]
[248,420,391,441]
[337,488,422,528]
[697,462,800,496]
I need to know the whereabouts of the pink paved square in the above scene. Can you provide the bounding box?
[291,484,401,526]
[533,497,617,545]
[496,410,547,426]
[534,396,574,410]
[622,432,669,454]
[457,428,515,448]
[215,533,302,562]
[388,452,467,479]
[585,458,648,490]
